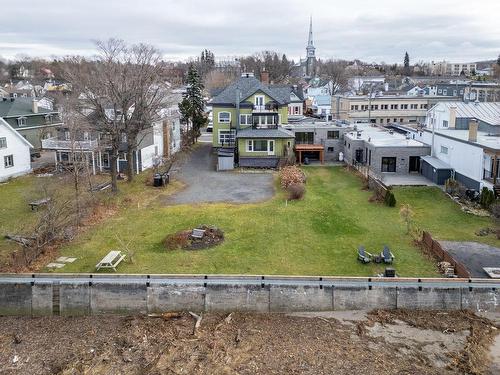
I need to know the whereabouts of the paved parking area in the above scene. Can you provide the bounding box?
[166,142,274,205]
[439,241,500,277]
[382,174,436,186]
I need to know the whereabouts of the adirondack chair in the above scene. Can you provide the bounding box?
[381,246,395,264]
[358,246,372,264]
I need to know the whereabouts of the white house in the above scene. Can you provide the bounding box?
[0,117,33,181]
[414,101,500,190]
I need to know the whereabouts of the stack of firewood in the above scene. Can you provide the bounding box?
[437,261,455,277]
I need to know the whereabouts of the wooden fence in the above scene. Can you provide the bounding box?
[422,231,471,278]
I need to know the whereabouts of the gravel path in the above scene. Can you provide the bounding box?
[166,142,274,205]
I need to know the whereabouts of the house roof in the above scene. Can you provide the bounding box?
[436,101,500,126]
[0,117,33,148]
[313,95,332,106]
[0,98,54,117]
[210,75,290,106]
[235,127,295,139]
[421,156,452,170]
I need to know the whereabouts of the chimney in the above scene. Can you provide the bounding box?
[260,69,269,85]
[32,99,38,114]
[468,119,478,142]
[449,106,456,128]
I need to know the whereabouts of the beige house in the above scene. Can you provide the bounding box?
[332,95,455,125]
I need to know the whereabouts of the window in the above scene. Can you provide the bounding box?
[17,117,26,126]
[440,146,448,154]
[239,114,251,125]
[64,131,70,141]
[83,131,90,140]
[247,139,268,152]
[442,120,448,128]
[443,89,448,96]
[327,147,334,153]
[218,130,235,145]
[381,157,396,172]
[381,104,388,110]
[390,104,398,109]
[410,104,418,109]
[218,111,231,123]
[327,130,339,139]
[420,104,427,109]
[351,105,359,111]
[0,137,6,149]
[401,104,408,110]
[4,155,14,168]
[438,89,442,94]
[45,115,53,124]
[118,152,127,161]
[254,95,265,107]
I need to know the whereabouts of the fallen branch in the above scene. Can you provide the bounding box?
[147,312,182,320]
[215,312,234,331]
[189,311,203,335]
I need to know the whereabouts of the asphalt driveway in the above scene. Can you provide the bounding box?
[439,241,500,277]
[166,142,274,205]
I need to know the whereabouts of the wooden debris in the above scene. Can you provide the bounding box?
[189,312,203,335]
[147,312,182,320]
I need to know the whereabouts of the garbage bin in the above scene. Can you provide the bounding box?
[153,173,162,187]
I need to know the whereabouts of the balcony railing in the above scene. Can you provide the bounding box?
[41,137,98,150]
[253,104,278,112]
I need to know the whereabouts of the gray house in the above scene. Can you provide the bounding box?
[343,124,431,179]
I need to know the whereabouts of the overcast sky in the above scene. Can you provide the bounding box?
[1,0,499,63]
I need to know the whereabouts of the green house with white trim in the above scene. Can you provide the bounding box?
[210,73,297,168]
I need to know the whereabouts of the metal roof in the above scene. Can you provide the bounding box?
[421,156,452,170]
[437,101,500,126]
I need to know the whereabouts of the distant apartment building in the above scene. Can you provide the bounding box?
[428,61,477,76]
[331,95,457,125]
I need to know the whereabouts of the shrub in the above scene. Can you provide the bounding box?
[480,187,495,209]
[287,183,306,200]
[445,178,460,195]
[280,166,306,189]
[384,190,396,207]
[491,202,500,219]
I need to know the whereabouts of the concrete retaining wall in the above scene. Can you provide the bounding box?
[1,275,499,316]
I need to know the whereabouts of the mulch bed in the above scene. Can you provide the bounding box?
[164,225,224,250]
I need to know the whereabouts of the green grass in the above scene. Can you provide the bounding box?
[48,167,497,276]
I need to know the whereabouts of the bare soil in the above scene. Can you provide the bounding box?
[0,309,498,375]
[164,225,224,251]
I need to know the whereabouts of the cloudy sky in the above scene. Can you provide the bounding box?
[1,0,499,63]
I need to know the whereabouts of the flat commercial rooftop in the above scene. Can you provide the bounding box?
[346,124,428,148]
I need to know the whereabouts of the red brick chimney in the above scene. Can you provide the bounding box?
[260,69,269,85]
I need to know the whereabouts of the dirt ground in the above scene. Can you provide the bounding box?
[0,310,498,375]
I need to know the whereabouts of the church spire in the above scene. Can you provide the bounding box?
[307,15,314,47]
[306,15,315,59]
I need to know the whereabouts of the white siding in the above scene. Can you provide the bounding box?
[0,122,32,181]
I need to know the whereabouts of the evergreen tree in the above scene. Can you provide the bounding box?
[179,64,206,145]
[497,54,500,66]
[403,52,410,76]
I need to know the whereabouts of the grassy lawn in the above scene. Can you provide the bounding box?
[43,166,497,277]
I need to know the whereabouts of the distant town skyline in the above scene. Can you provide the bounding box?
[1,0,499,64]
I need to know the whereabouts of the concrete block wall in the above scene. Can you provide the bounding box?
[1,277,500,316]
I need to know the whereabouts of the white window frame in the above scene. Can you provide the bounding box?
[254,95,265,106]
[218,129,235,145]
[17,117,27,126]
[0,137,6,149]
[239,114,251,126]
[246,139,275,155]
[442,120,448,128]
[45,114,53,124]
[440,146,449,155]
[218,111,231,123]
[4,154,14,168]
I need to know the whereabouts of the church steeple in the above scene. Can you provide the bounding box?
[305,16,316,78]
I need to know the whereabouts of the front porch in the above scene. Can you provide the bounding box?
[482,149,500,187]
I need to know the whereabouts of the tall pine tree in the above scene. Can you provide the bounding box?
[179,64,206,145]
[403,52,410,76]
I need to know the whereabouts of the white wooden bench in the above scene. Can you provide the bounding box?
[95,250,126,271]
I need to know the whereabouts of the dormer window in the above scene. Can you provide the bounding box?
[254,95,265,107]
[17,117,27,126]
[45,114,53,124]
